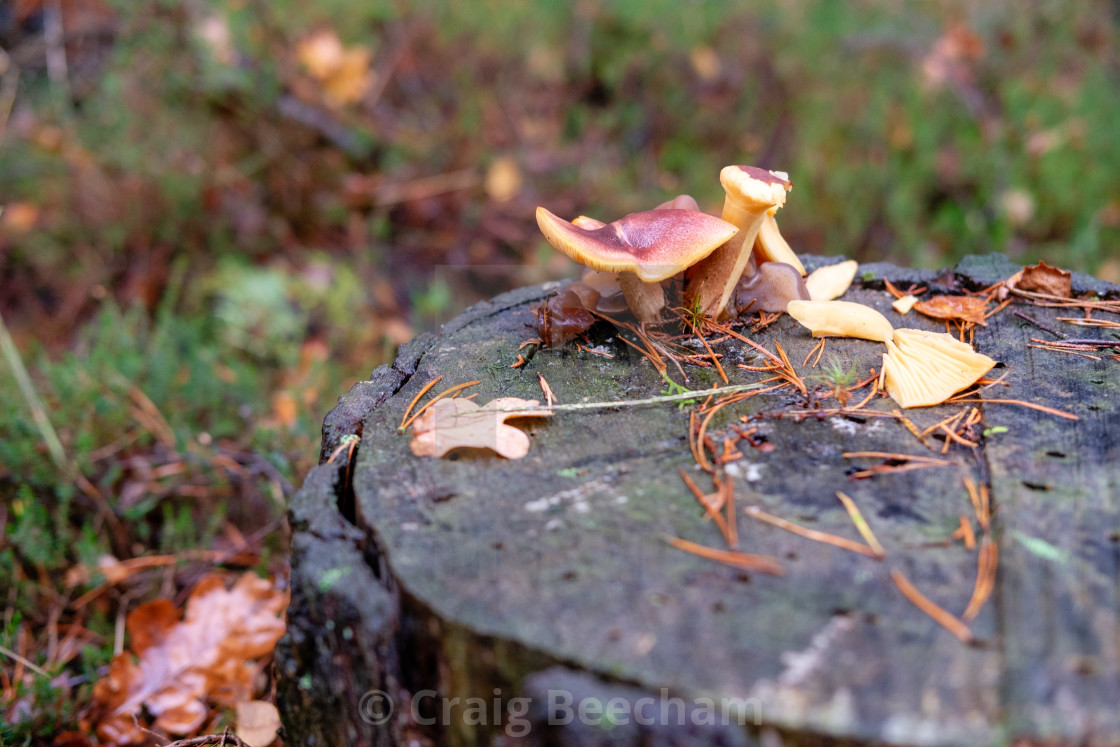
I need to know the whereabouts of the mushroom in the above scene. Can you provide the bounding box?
[571,194,700,230]
[684,166,791,318]
[754,211,806,275]
[536,207,738,322]
[804,259,859,301]
[786,299,895,343]
[881,329,996,407]
[733,261,810,314]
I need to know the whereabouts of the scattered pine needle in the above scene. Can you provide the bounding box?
[666,536,785,576]
[576,342,614,358]
[724,475,738,550]
[962,538,998,622]
[947,394,1078,420]
[744,506,884,559]
[843,451,953,465]
[679,468,728,539]
[537,372,557,406]
[890,569,973,643]
[1056,317,1120,329]
[836,492,886,558]
[399,375,442,430]
[893,409,930,449]
[963,477,991,530]
[952,516,977,550]
[400,379,482,431]
[803,337,826,368]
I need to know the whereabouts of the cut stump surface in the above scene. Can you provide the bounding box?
[277,255,1120,746]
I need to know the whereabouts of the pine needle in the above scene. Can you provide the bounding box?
[962,538,998,621]
[399,375,443,430]
[400,379,481,431]
[744,506,884,559]
[835,492,886,558]
[666,536,785,576]
[890,569,973,643]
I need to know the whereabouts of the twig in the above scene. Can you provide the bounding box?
[486,382,767,413]
[163,728,249,747]
[0,643,50,679]
[1014,311,1067,339]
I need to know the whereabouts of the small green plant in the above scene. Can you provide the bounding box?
[675,294,708,332]
[659,371,697,409]
[808,354,861,406]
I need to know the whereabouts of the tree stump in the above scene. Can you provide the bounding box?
[276,255,1120,746]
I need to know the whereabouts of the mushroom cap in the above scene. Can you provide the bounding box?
[882,329,997,407]
[720,166,791,212]
[536,207,739,283]
[786,299,895,343]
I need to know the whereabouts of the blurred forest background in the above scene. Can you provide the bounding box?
[0,0,1118,742]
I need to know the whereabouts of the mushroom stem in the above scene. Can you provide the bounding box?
[684,166,790,319]
[755,212,806,275]
[617,272,666,323]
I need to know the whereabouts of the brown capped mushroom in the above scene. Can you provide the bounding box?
[684,166,791,318]
[572,194,700,231]
[536,207,738,322]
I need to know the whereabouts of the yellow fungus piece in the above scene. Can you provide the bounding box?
[786,300,894,343]
[805,260,858,301]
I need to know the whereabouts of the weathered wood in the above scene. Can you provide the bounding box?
[277,255,1120,746]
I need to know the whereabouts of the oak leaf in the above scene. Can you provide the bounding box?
[410,397,552,459]
[86,573,287,744]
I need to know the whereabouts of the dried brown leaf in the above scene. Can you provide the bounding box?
[87,573,287,743]
[1010,260,1072,298]
[236,699,282,747]
[913,295,989,324]
[409,397,552,459]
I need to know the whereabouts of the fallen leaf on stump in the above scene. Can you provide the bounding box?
[85,573,287,744]
[1005,260,1072,298]
[236,699,282,747]
[913,295,990,325]
[410,397,552,459]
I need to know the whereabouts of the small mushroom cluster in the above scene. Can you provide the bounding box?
[535,163,1000,409]
[535,165,813,324]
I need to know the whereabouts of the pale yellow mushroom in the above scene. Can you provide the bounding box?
[805,260,859,301]
[684,166,790,318]
[786,299,895,343]
[881,329,997,408]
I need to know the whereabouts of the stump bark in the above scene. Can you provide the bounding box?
[276,255,1120,746]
